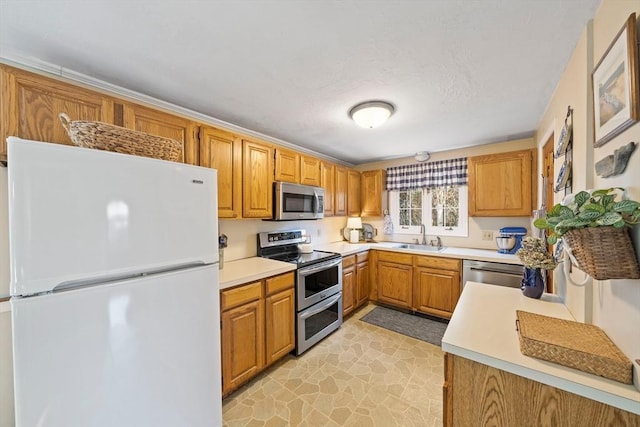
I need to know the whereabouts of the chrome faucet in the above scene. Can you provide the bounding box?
[420,224,427,245]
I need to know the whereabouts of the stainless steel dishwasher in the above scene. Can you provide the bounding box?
[462,260,524,288]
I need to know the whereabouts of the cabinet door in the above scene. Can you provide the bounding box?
[123,102,198,165]
[274,147,300,183]
[300,155,321,186]
[356,260,369,307]
[468,149,534,216]
[200,126,242,218]
[347,169,361,216]
[265,288,295,366]
[377,262,412,309]
[361,170,386,217]
[242,139,273,218]
[342,264,356,316]
[1,64,114,160]
[335,166,348,216]
[414,267,460,318]
[320,162,335,216]
[221,299,265,395]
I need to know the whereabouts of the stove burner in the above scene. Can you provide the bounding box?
[256,230,340,267]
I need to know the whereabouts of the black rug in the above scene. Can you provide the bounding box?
[360,306,449,346]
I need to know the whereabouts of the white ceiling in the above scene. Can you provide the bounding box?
[0,0,601,164]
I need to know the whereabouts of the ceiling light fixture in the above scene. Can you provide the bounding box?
[349,101,394,129]
[415,151,430,162]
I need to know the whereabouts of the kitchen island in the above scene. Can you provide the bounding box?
[441,282,640,425]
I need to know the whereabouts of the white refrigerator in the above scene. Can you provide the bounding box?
[7,137,222,427]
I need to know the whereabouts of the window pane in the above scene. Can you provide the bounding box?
[411,190,422,208]
[431,209,438,227]
[445,208,458,227]
[399,191,408,208]
[411,209,422,226]
[446,188,459,207]
[399,209,409,226]
[431,188,442,207]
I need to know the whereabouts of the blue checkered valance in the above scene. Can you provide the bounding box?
[385,157,468,190]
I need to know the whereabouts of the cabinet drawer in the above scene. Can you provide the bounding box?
[415,256,461,271]
[221,281,263,311]
[356,251,369,263]
[265,272,294,296]
[342,254,356,267]
[378,251,413,265]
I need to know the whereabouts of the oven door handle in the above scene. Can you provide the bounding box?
[298,257,342,276]
[299,292,341,320]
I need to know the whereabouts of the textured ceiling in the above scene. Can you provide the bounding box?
[0,0,601,164]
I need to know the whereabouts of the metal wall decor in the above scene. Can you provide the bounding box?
[554,106,573,195]
[595,141,637,178]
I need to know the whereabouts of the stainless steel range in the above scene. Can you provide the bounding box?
[257,229,342,355]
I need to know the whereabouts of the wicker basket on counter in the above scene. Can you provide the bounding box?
[515,310,632,384]
[59,113,183,162]
[562,226,640,280]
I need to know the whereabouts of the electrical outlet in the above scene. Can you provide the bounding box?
[482,230,494,241]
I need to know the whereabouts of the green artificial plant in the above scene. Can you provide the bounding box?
[533,188,640,245]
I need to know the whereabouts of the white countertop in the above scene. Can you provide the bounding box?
[314,241,521,264]
[442,282,640,414]
[219,257,296,290]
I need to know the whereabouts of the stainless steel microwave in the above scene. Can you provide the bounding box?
[273,182,324,220]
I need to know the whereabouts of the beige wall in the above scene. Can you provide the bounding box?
[535,18,594,322]
[355,138,536,250]
[535,0,640,386]
[590,0,640,386]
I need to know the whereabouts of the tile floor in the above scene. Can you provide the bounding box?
[222,304,445,426]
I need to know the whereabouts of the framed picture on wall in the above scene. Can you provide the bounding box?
[591,13,639,148]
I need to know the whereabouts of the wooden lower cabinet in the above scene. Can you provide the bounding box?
[220,272,294,397]
[377,251,413,309]
[413,256,461,319]
[355,253,369,307]
[373,251,462,318]
[221,298,264,394]
[342,251,370,316]
[444,354,640,426]
[265,287,295,365]
[342,257,356,316]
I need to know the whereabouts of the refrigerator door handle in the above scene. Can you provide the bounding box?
[51,261,207,294]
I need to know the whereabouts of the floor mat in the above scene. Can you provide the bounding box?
[359,306,448,346]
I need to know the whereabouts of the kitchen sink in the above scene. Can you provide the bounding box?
[396,243,445,252]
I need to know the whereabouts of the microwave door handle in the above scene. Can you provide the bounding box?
[299,292,342,320]
[313,191,319,213]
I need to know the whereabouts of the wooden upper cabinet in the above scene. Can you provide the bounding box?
[320,161,335,216]
[361,169,386,217]
[274,147,300,183]
[200,126,242,218]
[122,102,198,165]
[1,64,114,160]
[243,139,273,218]
[347,169,361,216]
[468,149,535,217]
[300,155,321,186]
[335,166,348,216]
